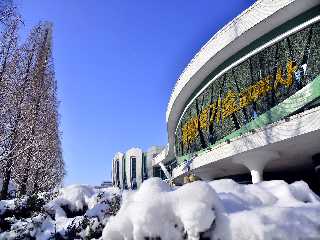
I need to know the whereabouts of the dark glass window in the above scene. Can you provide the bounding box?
[115,160,120,186]
[142,155,148,180]
[131,157,136,180]
[153,166,167,180]
[122,157,127,188]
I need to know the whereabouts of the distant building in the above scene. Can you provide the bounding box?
[111,146,171,189]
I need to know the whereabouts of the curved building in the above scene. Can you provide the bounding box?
[155,0,320,187]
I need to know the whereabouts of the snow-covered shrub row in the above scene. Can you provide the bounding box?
[103,178,320,240]
[0,185,121,239]
[1,178,319,240]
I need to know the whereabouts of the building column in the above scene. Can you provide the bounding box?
[233,150,280,184]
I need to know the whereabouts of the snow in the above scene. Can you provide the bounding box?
[0,199,15,215]
[103,178,224,240]
[44,185,121,236]
[210,179,320,240]
[103,178,320,240]
[0,178,16,198]
[45,184,96,219]
[1,178,319,240]
[0,184,121,239]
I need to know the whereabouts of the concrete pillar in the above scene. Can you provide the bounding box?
[233,150,280,184]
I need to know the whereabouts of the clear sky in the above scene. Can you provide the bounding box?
[17,0,255,186]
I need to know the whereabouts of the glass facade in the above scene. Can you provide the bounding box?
[175,21,320,157]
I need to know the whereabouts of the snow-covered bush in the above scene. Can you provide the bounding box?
[0,185,121,240]
[102,178,225,240]
[103,178,320,240]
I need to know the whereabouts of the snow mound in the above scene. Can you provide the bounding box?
[102,178,225,240]
[210,179,320,240]
[209,179,320,212]
[103,178,320,240]
[45,184,95,219]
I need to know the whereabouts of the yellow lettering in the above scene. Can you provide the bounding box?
[222,91,239,122]
[181,59,297,145]
[199,107,209,130]
[286,59,298,87]
[274,60,297,89]
[239,88,252,108]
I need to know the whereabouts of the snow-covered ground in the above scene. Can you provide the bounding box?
[1,178,320,240]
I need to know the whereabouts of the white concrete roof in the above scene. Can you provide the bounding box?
[165,0,320,160]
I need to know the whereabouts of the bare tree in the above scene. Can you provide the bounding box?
[0,0,15,25]
[16,22,64,196]
[0,5,22,199]
[0,18,65,199]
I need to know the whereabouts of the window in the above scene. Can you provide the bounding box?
[130,157,137,189]
[122,157,127,189]
[153,166,167,180]
[131,157,136,180]
[142,154,148,181]
[115,160,120,187]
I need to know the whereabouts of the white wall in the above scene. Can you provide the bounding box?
[125,148,143,188]
[112,152,124,188]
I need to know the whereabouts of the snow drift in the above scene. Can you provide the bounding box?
[103,178,225,240]
[103,178,320,240]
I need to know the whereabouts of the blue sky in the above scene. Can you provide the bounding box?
[18,0,255,186]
